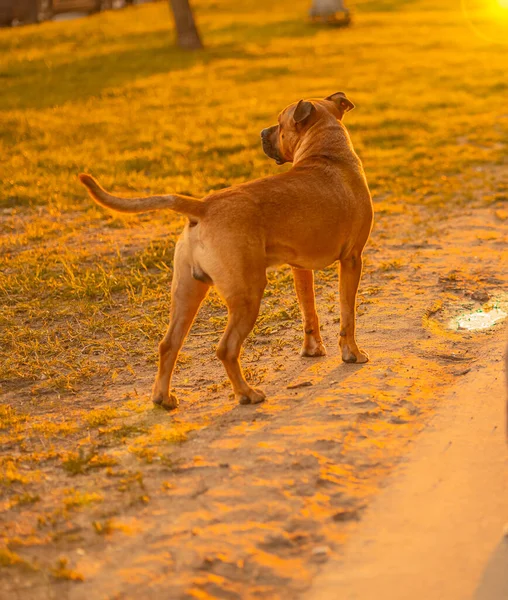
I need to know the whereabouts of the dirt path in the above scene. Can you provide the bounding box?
[308,335,508,600]
[2,176,507,598]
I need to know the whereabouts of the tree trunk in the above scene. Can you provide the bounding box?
[168,0,203,50]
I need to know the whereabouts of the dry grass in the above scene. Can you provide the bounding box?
[1,0,507,395]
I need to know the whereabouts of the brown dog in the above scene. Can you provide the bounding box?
[79,92,373,409]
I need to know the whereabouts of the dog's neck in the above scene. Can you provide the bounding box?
[292,120,360,168]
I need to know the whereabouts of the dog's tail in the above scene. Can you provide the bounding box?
[78,174,206,218]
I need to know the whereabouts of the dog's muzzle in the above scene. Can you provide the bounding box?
[260,127,285,165]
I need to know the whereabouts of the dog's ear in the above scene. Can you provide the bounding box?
[293,100,316,125]
[325,92,355,117]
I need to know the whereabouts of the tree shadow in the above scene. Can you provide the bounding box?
[0,15,331,112]
[209,18,324,42]
[1,29,286,111]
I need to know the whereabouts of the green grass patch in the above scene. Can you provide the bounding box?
[63,489,103,509]
[61,447,117,475]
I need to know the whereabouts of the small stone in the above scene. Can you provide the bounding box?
[389,416,408,425]
[471,290,490,303]
[332,508,359,522]
[453,368,471,377]
[287,381,313,390]
[312,545,330,556]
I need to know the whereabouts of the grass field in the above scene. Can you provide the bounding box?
[1,0,507,596]
[1,0,506,394]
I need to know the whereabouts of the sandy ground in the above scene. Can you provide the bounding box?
[1,167,507,598]
[308,335,508,600]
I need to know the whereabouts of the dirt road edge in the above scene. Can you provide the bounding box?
[307,331,508,600]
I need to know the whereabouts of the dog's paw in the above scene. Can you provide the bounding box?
[341,346,369,364]
[152,391,179,410]
[301,342,327,358]
[238,388,266,405]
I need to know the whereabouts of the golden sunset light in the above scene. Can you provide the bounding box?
[1,1,507,599]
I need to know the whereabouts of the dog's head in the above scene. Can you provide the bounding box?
[260,92,355,165]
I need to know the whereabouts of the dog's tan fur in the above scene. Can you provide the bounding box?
[79,92,373,409]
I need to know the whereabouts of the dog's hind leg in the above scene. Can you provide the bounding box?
[152,241,210,410]
[215,274,267,405]
[292,267,327,357]
[338,253,369,364]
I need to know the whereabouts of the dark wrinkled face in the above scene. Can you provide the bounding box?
[260,93,355,165]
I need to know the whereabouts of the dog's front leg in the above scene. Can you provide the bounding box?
[338,254,369,364]
[292,268,326,357]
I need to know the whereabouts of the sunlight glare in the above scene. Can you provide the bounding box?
[462,0,508,43]
[452,308,507,331]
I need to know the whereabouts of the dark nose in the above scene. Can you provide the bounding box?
[260,128,269,139]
